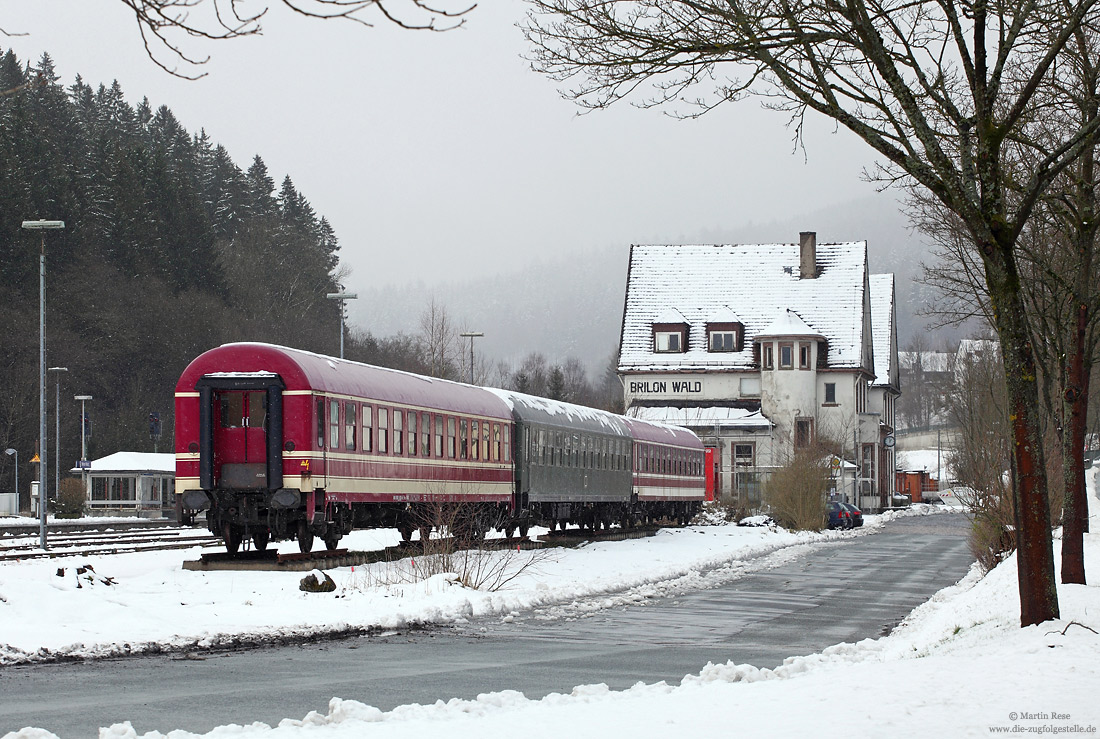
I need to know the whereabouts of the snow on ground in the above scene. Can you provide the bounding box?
[0,512,875,664]
[3,488,1098,738]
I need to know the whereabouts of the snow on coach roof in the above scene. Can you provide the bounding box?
[177,343,512,419]
[620,242,869,371]
[487,388,702,447]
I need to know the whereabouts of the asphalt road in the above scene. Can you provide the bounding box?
[0,514,974,737]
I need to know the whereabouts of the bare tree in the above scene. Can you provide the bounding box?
[418,297,459,379]
[4,1,475,79]
[525,0,1100,625]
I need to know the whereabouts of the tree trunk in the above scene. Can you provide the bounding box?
[1061,304,1089,585]
[985,237,1061,625]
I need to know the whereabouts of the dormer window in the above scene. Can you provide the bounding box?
[652,310,689,354]
[654,329,685,353]
[709,332,736,352]
[705,312,743,354]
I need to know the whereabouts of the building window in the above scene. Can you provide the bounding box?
[734,443,754,467]
[763,344,774,370]
[740,377,761,397]
[795,418,814,449]
[709,331,736,352]
[779,343,794,369]
[862,443,875,480]
[799,344,811,369]
[824,383,836,404]
[654,331,684,353]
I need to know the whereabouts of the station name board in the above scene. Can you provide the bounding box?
[628,380,703,394]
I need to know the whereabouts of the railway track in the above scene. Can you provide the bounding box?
[184,524,660,572]
[0,524,219,561]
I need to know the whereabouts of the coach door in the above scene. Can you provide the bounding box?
[196,375,285,493]
[215,391,268,489]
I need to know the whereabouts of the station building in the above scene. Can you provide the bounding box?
[618,233,900,513]
[78,452,176,518]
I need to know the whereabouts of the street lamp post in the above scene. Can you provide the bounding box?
[459,331,484,385]
[23,219,64,551]
[75,395,92,504]
[48,367,68,502]
[325,292,358,359]
[4,449,17,511]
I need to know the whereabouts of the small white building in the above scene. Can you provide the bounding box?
[78,452,175,518]
[619,233,900,512]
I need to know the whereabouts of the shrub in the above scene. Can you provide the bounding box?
[765,448,828,531]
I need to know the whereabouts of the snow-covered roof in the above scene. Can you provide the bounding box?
[626,406,773,429]
[755,309,824,340]
[79,452,175,474]
[869,274,897,388]
[620,242,870,371]
[899,351,953,374]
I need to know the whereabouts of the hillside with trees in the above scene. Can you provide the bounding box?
[0,50,343,507]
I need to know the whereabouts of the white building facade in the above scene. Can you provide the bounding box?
[619,233,901,512]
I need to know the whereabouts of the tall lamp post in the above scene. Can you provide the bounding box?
[23,219,64,550]
[75,395,93,505]
[4,449,16,510]
[325,291,358,359]
[48,367,68,501]
[459,331,483,385]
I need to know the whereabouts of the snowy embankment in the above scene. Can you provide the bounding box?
[0,508,903,665]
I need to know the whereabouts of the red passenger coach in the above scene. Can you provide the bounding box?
[175,343,514,553]
[624,417,706,524]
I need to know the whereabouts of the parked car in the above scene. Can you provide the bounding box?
[840,502,863,528]
[826,501,852,530]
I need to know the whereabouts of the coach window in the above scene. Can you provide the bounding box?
[361,406,373,452]
[317,399,325,448]
[408,411,417,456]
[434,416,444,457]
[378,408,389,454]
[470,420,479,460]
[482,421,491,462]
[460,419,469,460]
[329,400,340,449]
[503,425,511,462]
[421,412,431,456]
[492,423,501,462]
[393,410,403,455]
[447,417,457,459]
[344,402,356,450]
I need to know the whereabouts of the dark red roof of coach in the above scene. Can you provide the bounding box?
[176,343,512,420]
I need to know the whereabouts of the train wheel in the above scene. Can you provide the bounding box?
[252,528,270,552]
[519,524,529,538]
[323,531,341,551]
[224,523,242,555]
[297,520,315,553]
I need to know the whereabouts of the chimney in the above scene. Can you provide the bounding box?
[799,231,817,278]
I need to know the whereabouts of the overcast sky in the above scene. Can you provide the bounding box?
[4,2,886,293]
